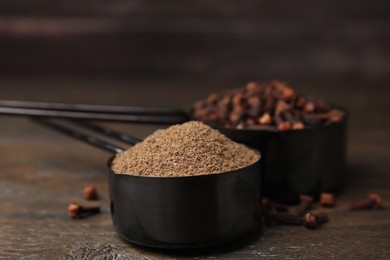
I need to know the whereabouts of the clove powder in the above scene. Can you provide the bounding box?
[111,121,260,177]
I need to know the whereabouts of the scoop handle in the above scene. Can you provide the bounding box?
[0,100,189,124]
[33,118,125,154]
[0,106,186,124]
[70,119,141,145]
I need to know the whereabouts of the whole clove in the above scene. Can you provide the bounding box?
[262,197,331,230]
[349,193,382,211]
[258,112,272,125]
[282,111,304,130]
[274,115,291,131]
[369,193,383,209]
[275,100,289,115]
[83,185,98,200]
[303,102,315,113]
[262,198,303,226]
[304,212,329,229]
[192,81,345,130]
[67,202,100,219]
[320,192,336,207]
[295,96,306,109]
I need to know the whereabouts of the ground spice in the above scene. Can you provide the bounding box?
[111,121,260,177]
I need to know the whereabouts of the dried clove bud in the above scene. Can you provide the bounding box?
[245,118,256,126]
[304,212,317,229]
[247,106,261,118]
[304,102,315,113]
[369,193,382,209]
[246,82,259,92]
[230,111,245,126]
[262,198,303,226]
[328,109,344,123]
[217,106,230,122]
[258,112,272,125]
[350,193,382,210]
[263,96,274,112]
[281,87,295,101]
[219,95,232,107]
[235,122,245,129]
[292,121,305,130]
[304,212,329,229]
[282,111,305,130]
[295,96,306,109]
[274,100,289,115]
[274,115,291,131]
[83,185,98,200]
[247,96,261,108]
[68,202,100,219]
[232,93,245,107]
[320,192,336,207]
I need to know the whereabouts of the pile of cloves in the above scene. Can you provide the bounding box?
[192,81,345,130]
[262,192,383,230]
[262,195,329,230]
[67,185,100,219]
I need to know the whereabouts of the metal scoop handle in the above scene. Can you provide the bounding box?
[33,118,139,154]
[0,100,188,124]
[0,100,181,154]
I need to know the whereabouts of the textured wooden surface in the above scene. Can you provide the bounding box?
[0,79,389,259]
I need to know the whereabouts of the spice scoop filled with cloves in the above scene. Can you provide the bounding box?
[191,81,347,203]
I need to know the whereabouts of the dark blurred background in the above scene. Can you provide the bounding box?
[0,0,389,83]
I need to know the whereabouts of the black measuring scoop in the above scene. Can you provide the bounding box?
[0,99,347,203]
[32,118,262,249]
[214,115,347,203]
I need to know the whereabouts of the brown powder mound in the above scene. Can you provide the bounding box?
[111,121,260,177]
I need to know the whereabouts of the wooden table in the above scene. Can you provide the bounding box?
[0,78,389,259]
